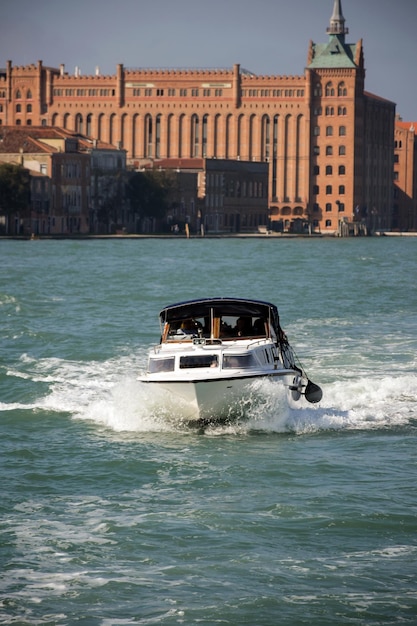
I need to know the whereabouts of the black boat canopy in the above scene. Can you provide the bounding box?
[159,298,282,334]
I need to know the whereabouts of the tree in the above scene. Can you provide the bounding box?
[127,170,175,231]
[0,163,31,234]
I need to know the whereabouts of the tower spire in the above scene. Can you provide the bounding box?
[326,0,349,39]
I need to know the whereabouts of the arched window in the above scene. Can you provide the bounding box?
[86,114,92,136]
[326,203,332,212]
[63,113,70,129]
[326,146,333,156]
[237,114,245,159]
[325,82,334,97]
[26,104,32,113]
[325,219,332,227]
[16,104,21,112]
[313,165,320,175]
[191,114,199,157]
[338,82,347,97]
[339,165,345,175]
[314,83,322,97]
[325,106,334,116]
[16,90,22,99]
[262,115,270,161]
[326,126,333,136]
[339,126,346,136]
[75,113,83,134]
[155,114,161,157]
[326,185,332,195]
[313,185,319,195]
[338,106,347,116]
[166,113,173,158]
[202,114,208,157]
[339,185,345,195]
[313,126,320,136]
[26,119,32,125]
[178,114,185,157]
[326,165,333,175]
[339,145,346,155]
[97,113,105,140]
[27,89,32,99]
[145,114,152,157]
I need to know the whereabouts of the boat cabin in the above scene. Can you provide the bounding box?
[158,298,282,344]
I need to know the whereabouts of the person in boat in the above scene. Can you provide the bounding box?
[253,318,266,336]
[178,318,202,335]
[234,317,253,337]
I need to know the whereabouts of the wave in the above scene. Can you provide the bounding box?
[1,352,416,436]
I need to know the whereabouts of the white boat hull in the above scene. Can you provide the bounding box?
[142,370,297,422]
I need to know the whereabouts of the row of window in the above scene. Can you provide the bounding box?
[313,81,348,97]
[313,185,346,195]
[242,89,305,97]
[313,145,347,156]
[15,104,32,112]
[1,119,32,125]
[322,106,347,116]
[2,81,353,104]
[14,89,32,99]
[313,203,345,213]
[313,125,347,136]
[53,88,116,97]
[131,88,224,97]
[313,165,346,175]
[47,87,307,99]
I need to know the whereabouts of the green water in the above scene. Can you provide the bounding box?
[1,237,416,625]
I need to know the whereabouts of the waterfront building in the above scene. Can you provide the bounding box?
[393,121,417,232]
[0,126,126,235]
[0,1,399,233]
[145,157,269,235]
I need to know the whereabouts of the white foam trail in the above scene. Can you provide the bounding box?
[3,352,416,435]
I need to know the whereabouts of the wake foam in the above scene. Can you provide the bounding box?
[2,352,416,435]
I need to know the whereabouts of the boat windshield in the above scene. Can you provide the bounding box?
[164,314,269,342]
[160,298,281,343]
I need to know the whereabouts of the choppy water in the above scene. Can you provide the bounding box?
[1,236,417,625]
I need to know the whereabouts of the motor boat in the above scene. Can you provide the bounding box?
[139,297,322,422]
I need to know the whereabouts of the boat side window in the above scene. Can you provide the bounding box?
[180,355,218,369]
[148,357,175,373]
[223,354,256,369]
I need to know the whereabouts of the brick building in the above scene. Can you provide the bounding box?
[145,157,269,235]
[393,121,417,232]
[0,0,399,233]
[0,126,126,235]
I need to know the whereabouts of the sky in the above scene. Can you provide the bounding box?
[1,0,416,121]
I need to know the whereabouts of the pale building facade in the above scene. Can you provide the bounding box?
[0,0,397,233]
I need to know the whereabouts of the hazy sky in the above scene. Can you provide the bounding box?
[1,0,416,121]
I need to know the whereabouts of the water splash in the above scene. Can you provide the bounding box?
[2,352,415,436]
